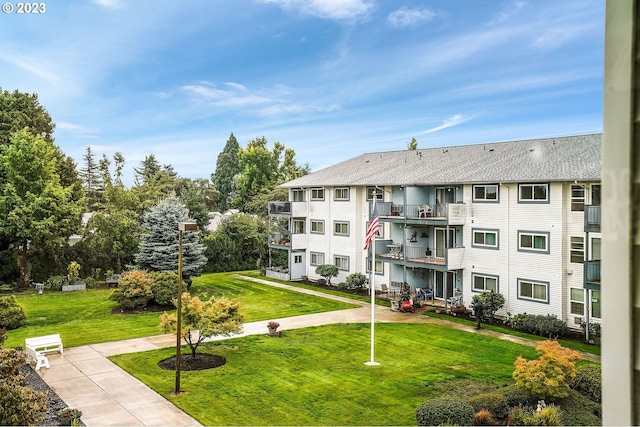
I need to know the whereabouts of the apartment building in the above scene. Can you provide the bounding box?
[267,134,601,331]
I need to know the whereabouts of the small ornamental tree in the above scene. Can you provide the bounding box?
[315,264,339,285]
[160,293,244,357]
[0,296,27,330]
[476,290,505,323]
[513,340,581,400]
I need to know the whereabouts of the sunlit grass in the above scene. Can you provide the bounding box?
[5,272,356,348]
[110,322,539,426]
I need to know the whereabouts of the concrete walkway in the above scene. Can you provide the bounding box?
[37,276,600,426]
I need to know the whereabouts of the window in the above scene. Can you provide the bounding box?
[472,229,499,249]
[334,187,349,201]
[310,252,324,266]
[591,237,601,260]
[367,258,384,274]
[292,189,305,202]
[517,279,549,303]
[334,221,349,236]
[570,288,584,315]
[518,183,549,202]
[571,185,585,211]
[294,255,302,264]
[473,184,499,202]
[570,236,584,263]
[310,187,325,200]
[591,290,601,318]
[472,273,498,292]
[591,184,601,206]
[366,220,383,239]
[518,231,549,253]
[310,220,325,234]
[334,255,349,270]
[366,186,383,201]
[292,219,305,234]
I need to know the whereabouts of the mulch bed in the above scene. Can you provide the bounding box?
[158,354,227,371]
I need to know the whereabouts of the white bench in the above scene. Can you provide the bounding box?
[25,334,63,371]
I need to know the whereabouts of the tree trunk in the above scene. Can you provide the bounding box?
[16,244,30,288]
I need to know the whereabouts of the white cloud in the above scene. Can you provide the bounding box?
[418,114,473,135]
[532,25,590,49]
[181,82,271,106]
[487,0,528,26]
[257,0,373,21]
[258,103,340,116]
[56,122,99,138]
[91,0,123,10]
[386,7,437,28]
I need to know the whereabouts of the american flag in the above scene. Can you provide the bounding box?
[363,204,379,250]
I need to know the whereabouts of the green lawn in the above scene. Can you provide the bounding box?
[4,272,356,348]
[110,322,540,426]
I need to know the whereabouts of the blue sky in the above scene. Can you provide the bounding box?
[1,0,604,185]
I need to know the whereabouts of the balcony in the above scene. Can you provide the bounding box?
[268,231,291,248]
[584,260,601,290]
[380,245,465,270]
[268,201,292,216]
[374,202,466,225]
[584,205,601,232]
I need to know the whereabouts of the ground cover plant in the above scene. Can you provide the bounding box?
[110,322,540,426]
[3,272,356,349]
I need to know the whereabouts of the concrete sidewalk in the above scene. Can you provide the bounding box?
[37,277,600,426]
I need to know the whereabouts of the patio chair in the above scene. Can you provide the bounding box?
[418,204,431,218]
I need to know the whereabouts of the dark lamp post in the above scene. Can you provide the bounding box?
[175,222,197,395]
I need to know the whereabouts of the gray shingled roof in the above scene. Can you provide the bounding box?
[281,134,601,187]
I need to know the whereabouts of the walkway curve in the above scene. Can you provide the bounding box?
[36,275,600,426]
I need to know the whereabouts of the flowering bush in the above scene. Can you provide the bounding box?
[267,321,279,329]
[58,407,82,425]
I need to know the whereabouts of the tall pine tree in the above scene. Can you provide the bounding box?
[79,146,103,211]
[212,133,240,211]
[133,196,206,277]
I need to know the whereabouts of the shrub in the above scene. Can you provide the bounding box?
[509,406,538,426]
[0,296,27,330]
[415,397,475,426]
[475,290,505,323]
[148,271,178,306]
[0,348,47,426]
[345,272,367,289]
[316,278,327,286]
[570,363,601,402]
[468,392,510,419]
[509,312,528,330]
[109,270,153,310]
[554,389,601,425]
[46,275,68,291]
[58,407,82,425]
[498,384,538,407]
[534,403,562,426]
[513,340,581,400]
[520,314,567,338]
[315,264,338,285]
[473,409,493,425]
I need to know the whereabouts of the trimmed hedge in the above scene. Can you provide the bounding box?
[416,397,475,426]
[468,392,510,419]
[571,363,602,403]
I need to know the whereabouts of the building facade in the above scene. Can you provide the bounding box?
[267,134,601,331]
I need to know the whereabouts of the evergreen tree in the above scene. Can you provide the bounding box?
[133,196,207,277]
[79,146,103,211]
[212,133,240,211]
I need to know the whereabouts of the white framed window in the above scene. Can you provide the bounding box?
[591,290,601,318]
[334,255,349,271]
[334,221,349,236]
[366,186,383,201]
[310,187,325,201]
[310,252,324,266]
[292,219,305,234]
[472,229,499,249]
[472,273,498,292]
[517,278,549,303]
[570,288,584,316]
[334,187,349,201]
[571,184,585,211]
[310,220,325,234]
[570,236,584,263]
[518,183,549,202]
[518,231,549,253]
[472,184,499,202]
[292,189,305,202]
[366,258,384,274]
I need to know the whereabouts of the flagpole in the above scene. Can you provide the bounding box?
[365,197,380,366]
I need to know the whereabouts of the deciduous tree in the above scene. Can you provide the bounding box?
[160,293,244,357]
